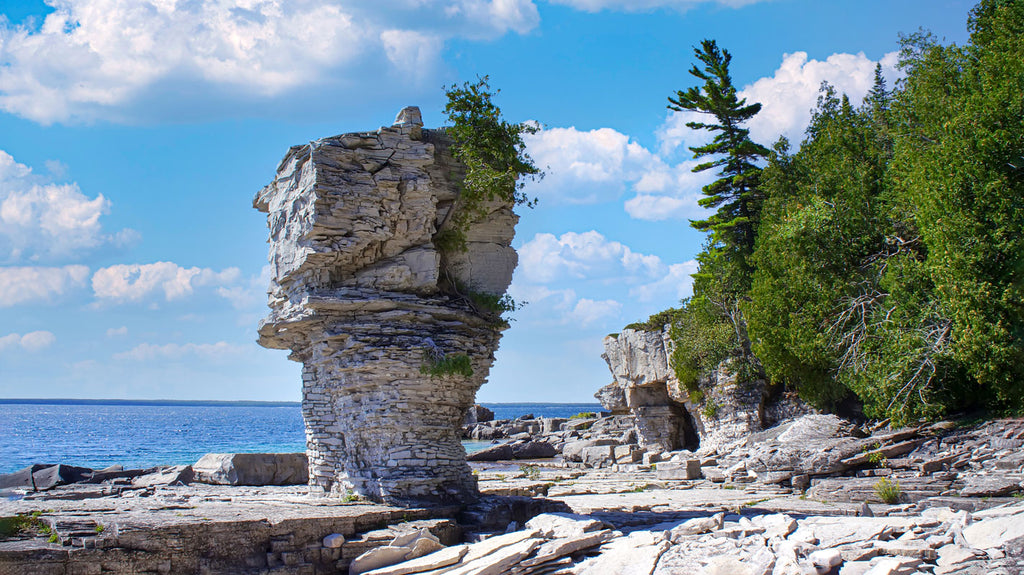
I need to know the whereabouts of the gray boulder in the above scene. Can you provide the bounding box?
[0,464,95,491]
[466,444,514,462]
[746,414,866,477]
[464,405,495,425]
[594,382,628,414]
[959,475,1023,497]
[562,439,618,462]
[511,441,557,459]
[192,453,308,486]
[133,465,194,487]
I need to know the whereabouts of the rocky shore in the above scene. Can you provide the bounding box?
[3,413,1022,574]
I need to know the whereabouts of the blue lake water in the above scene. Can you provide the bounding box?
[0,402,600,474]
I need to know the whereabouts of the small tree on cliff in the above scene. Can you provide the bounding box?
[438,76,542,320]
[439,76,541,253]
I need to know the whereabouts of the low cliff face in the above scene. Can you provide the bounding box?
[254,107,517,504]
[600,328,800,453]
[599,329,699,452]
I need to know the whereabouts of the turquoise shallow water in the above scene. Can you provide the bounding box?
[0,402,599,474]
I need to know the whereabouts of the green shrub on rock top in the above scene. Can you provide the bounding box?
[438,76,542,253]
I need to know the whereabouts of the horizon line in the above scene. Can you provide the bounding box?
[0,398,602,406]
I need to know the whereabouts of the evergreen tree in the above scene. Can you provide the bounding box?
[668,39,770,292]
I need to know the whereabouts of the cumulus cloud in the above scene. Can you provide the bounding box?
[113,341,250,361]
[215,265,271,311]
[106,326,128,337]
[524,126,666,205]
[629,261,698,301]
[0,150,133,262]
[0,0,540,124]
[517,230,693,302]
[0,331,56,352]
[659,51,900,155]
[567,298,622,327]
[92,262,241,303]
[639,51,899,221]
[546,0,764,12]
[507,231,697,330]
[0,265,90,307]
[517,231,662,284]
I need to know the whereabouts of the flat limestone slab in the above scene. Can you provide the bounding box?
[0,483,459,575]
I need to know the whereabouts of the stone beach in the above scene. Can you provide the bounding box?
[3,110,1023,574]
[2,413,1023,574]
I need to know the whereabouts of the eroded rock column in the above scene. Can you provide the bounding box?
[254,107,517,504]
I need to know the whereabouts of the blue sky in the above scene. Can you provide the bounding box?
[0,0,975,402]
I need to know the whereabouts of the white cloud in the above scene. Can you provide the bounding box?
[0,0,540,124]
[524,126,666,205]
[623,194,696,221]
[506,283,576,310]
[0,150,133,262]
[644,51,900,220]
[629,261,698,302]
[511,231,695,326]
[567,298,622,327]
[517,230,662,284]
[0,331,56,352]
[106,326,128,337]
[92,262,241,303]
[546,0,764,12]
[658,51,900,155]
[0,265,90,307]
[113,341,250,361]
[215,265,271,310]
[743,51,899,146]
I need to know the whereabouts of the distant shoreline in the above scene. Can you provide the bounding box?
[0,399,600,408]
[0,398,301,407]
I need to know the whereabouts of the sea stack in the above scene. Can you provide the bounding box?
[254,107,518,504]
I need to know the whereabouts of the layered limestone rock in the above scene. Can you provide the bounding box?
[254,107,517,504]
[599,328,701,452]
[599,327,802,452]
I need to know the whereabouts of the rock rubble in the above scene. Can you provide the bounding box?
[343,503,1024,575]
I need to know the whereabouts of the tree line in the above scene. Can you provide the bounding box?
[635,0,1024,425]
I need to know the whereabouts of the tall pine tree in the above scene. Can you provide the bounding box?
[669,39,770,293]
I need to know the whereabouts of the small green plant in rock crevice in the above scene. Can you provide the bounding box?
[421,352,474,379]
[874,477,902,504]
[519,464,540,479]
[569,412,597,420]
[702,398,721,420]
[0,512,55,541]
[341,490,364,503]
[420,338,473,378]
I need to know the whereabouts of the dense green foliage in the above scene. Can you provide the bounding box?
[747,0,1024,423]
[633,0,1024,425]
[436,76,539,327]
[439,76,541,253]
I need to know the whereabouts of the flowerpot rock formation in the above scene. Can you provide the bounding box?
[254,107,517,504]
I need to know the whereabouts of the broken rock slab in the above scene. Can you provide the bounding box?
[192,453,307,486]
